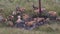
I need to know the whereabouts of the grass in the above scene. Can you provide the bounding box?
[0,21,60,34]
[0,27,59,34]
[0,0,60,34]
[0,0,60,17]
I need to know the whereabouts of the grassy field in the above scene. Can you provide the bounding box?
[0,0,60,34]
[0,24,60,34]
[0,0,60,17]
[0,21,60,34]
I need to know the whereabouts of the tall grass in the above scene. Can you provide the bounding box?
[0,0,60,17]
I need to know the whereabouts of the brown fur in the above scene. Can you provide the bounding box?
[25,21,35,26]
[7,21,14,26]
[56,17,60,21]
[48,11,57,16]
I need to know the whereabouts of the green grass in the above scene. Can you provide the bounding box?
[0,21,60,34]
[0,20,60,34]
[0,0,60,17]
[0,27,59,34]
[0,0,60,34]
[0,22,60,34]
